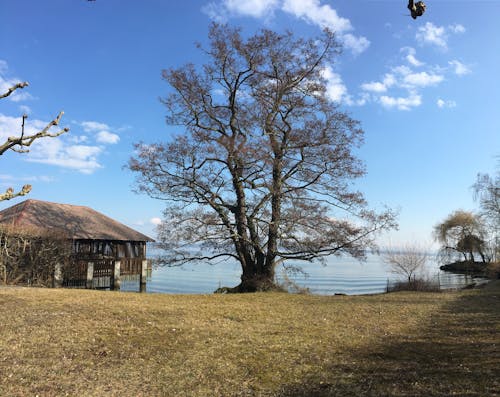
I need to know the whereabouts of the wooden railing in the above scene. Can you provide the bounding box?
[120,258,144,275]
[62,258,149,291]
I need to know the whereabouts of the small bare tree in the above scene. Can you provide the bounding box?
[1,81,69,201]
[383,243,428,283]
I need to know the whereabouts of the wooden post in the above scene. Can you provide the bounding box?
[140,259,148,293]
[86,262,94,289]
[53,262,63,288]
[112,260,121,291]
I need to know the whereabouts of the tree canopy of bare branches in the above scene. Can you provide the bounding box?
[0,81,68,201]
[129,24,397,292]
[473,164,499,261]
[383,243,428,283]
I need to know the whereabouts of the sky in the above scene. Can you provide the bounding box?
[0,0,498,248]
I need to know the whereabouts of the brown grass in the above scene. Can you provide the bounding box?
[0,282,498,396]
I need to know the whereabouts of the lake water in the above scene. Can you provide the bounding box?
[122,253,488,295]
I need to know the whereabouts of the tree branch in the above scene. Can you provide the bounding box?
[0,185,32,202]
[0,111,69,155]
[1,81,69,200]
[0,82,29,99]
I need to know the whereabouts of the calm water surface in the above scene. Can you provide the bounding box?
[122,253,488,295]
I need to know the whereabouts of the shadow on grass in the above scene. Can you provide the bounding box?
[278,282,500,397]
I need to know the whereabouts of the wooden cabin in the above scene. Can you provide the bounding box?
[0,199,154,291]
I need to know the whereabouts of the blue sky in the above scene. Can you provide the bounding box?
[0,0,498,247]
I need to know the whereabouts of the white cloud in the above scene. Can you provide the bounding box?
[225,0,279,18]
[449,60,471,76]
[416,22,447,48]
[361,81,387,93]
[406,53,422,67]
[81,121,110,133]
[382,74,397,88]
[0,60,7,74]
[341,33,370,56]
[282,0,352,32]
[402,47,424,67]
[0,174,56,187]
[203,0,279,21]
[0,113,104,174]
[391,65,443,88]
[416,22,466,50]
[321,66,348,103]
[0,63,117,174]
[449,24,466,34]
[0,60,32,102]
[65,145,102,160]
[403,71,444,87]
[361,74,396,93]
[68,135,89,144]
[150,217,163,226]
[0,76,33,102]
[28,140,103,174]
[203,0,369,55]
[80,120,120,144]
[437,98,457,109]
[282,0,369,55]
[320,66,366,106]
[360,55,449,111]
[0,174,55,183]
[0,113,24,141]
[6,90,33,102]
[380,93,421,111]
[18,105,31,115]
[96,130,120,144]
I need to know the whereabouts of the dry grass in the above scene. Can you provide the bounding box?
[0,282,498,396]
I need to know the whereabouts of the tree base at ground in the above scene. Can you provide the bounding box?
[215,275,286,293]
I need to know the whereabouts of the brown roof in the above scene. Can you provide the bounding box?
[0,199,154,242]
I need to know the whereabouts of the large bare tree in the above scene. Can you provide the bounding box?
[130,24,397,292]
[1,82,68,201]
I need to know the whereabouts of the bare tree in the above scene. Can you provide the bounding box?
[0,81,68,201]
[130,24,397,292]
[383,243,428,283]
[473,164,499,261]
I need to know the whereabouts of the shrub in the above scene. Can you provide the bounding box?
[486,262,500,279]
[0,225,70,286]
[387,276,441,293]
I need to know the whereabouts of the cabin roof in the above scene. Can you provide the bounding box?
[0,199,154,242]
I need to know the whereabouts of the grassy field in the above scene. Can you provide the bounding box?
[0,282,498,397]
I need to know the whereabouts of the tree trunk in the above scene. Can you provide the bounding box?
[217,262,281,293]
[238,261,278,292]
